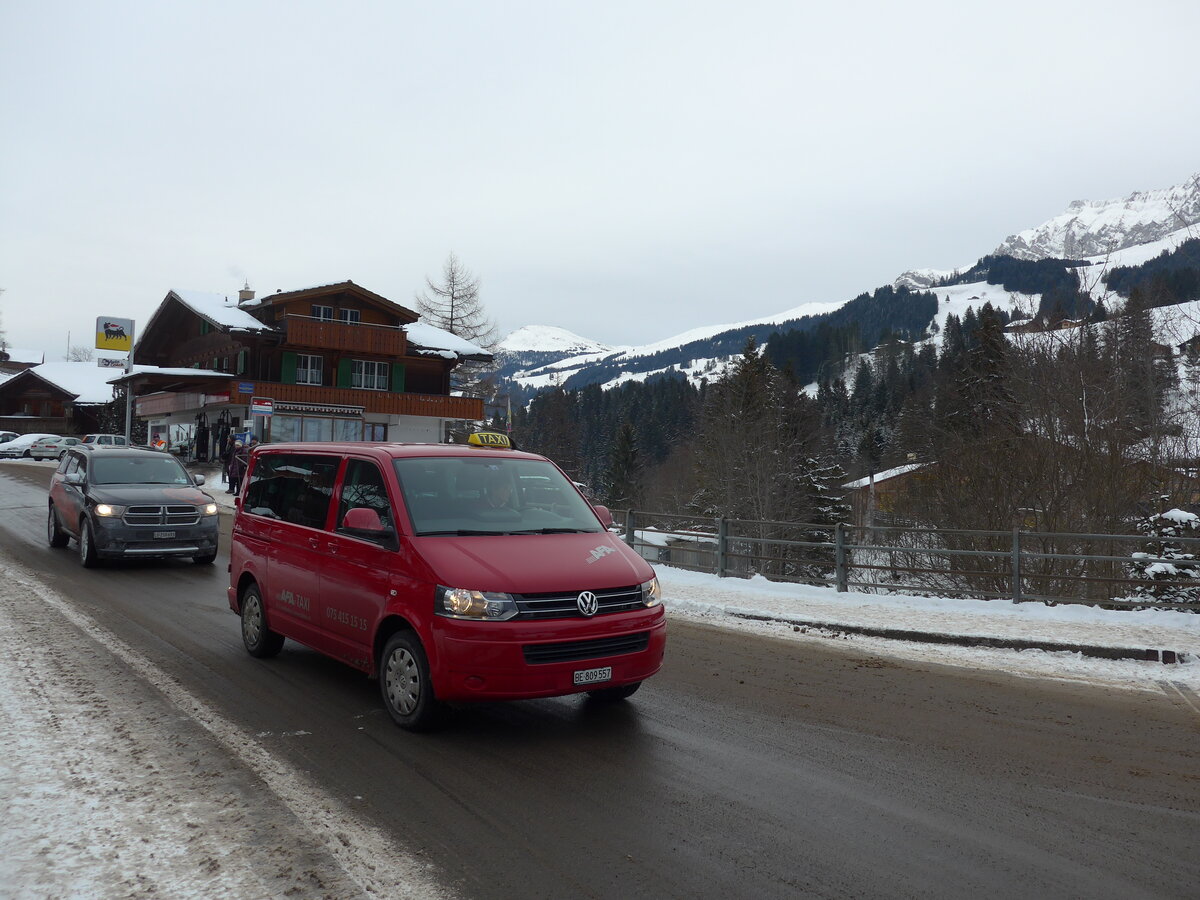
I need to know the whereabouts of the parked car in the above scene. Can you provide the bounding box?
[48,446,220,567]
[0,433,57,459]
[0,431,18,444]
[81,434,130,447]
[28,435,82,460]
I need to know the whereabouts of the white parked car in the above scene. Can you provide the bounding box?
[81,434,129,447]
[0,433,58,459]
[28,435,82,460]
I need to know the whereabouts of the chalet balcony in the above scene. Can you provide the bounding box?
[136,380,483,421]
[230,380,483,420]
[284,315,407,356]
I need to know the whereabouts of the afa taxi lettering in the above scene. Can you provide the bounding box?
[279,589,311,614]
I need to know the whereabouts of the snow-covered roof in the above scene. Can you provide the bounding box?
[0,347,45,365]
[170,290,276,332]
[404,321,492,360]
[109,365,231,382]
[843,462,928,490]
[11,362,120,404]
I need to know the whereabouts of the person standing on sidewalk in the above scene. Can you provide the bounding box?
[227,441,247,495]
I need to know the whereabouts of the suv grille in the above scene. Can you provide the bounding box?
[523,631,651,664]
[124,505,201,527]
[514,584,644,620]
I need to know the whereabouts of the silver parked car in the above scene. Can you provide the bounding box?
[28,435,82,460]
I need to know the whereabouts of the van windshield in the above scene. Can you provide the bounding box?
[394,457,604,536]
[91,456,193,485]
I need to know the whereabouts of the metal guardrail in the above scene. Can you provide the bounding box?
[614,510,1200,611]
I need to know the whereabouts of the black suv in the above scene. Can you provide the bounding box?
[48,446,219,567]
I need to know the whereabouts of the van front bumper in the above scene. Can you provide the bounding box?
[430,607,666,702]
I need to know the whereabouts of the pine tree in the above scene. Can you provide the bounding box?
[606,422,643,508]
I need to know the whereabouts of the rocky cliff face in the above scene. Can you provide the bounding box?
[994,173,1200,261]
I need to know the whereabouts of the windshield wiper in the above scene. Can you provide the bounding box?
[418,529,503,536]
[509,528,592,534]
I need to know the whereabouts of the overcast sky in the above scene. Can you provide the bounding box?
[2,1,1199,361]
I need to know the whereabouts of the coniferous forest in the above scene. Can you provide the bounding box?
[503,243,1200,540]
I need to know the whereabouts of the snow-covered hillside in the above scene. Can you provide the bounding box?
[499,325,615,356]
[994,172,1200,261]
[499,174,1200,396]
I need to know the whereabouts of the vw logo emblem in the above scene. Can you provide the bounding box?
[577,591,599,617]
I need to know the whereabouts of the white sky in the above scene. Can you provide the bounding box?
[2,1,1199,361]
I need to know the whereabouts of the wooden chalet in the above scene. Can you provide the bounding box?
[121,281,491,457]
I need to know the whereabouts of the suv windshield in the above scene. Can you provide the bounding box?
[395,457,603,536]
[91,456,193,485]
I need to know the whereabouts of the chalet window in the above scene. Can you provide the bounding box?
[338,309,361,324]
[296,354,323,386]
[351,360,388,391]
[236,350,247,375]
[312,305,334,321]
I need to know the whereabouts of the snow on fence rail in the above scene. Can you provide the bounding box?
[613,510,1200,610]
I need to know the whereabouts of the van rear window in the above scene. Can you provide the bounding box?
[394,457,603,536]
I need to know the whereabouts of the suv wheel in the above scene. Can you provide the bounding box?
[78,519,99,568]
[47,506,68,548]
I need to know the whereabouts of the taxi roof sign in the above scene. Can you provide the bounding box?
[468,431,512,449]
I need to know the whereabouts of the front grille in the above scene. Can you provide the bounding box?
[523,631,650,665]
[123,505,201,527]
[515,584,644,620]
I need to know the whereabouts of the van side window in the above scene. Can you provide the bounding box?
[243,453,339,529]
[336,460,394,538]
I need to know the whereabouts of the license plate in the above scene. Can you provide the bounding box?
[573,666,612,685]
[153,531,175,539]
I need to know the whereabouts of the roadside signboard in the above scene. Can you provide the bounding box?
[97,357,127,368]
[95,316,134,352]
[250,396,274,416]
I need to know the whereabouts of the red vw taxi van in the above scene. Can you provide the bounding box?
[228,434,665,729]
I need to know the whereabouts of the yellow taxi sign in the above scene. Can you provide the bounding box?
[468,431,512,449]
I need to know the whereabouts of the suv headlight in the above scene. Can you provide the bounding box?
[94,503,126,518]
[436,586,519,621]
[202,502,218,516]
[640,576,662,608]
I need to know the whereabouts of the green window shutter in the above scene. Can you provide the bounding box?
[281,351,297,384]
[338,358,353,387]
[236,350,247,374]
[200,321,210,335]
[390,364,405,393]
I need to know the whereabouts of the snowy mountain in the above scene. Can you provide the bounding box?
[499,325,615,357]
[497,173,1200,396]
[994,172,1200,261]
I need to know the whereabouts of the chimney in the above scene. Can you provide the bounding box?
[238,280,256,305]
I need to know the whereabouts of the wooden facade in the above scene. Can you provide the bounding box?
[132,281,486,430]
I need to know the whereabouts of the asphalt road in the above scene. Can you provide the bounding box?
[4,462,1200,899]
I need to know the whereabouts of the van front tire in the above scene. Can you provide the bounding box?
[241,584,284,658]
[380,631,445,731]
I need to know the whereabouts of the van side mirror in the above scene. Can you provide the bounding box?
[342,507,386,533]
[592,504,613,529]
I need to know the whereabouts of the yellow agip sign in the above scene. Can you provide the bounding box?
[96,316,134,352]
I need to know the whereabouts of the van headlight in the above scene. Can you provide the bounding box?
[94,503,126,518]
[640,576,662,607]
[436,586,519,621]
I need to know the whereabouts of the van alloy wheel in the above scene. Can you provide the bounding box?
[380,632,445,731]
[240,584,284,658]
